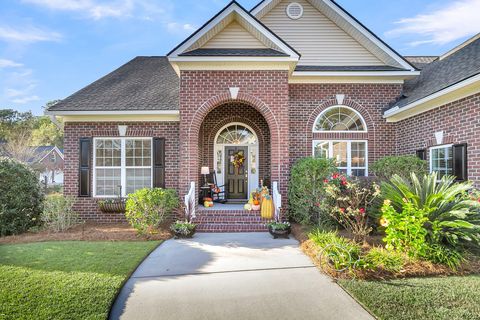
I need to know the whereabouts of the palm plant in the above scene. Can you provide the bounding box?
[382,172,480,250]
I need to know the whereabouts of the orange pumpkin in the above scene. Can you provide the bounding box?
[253,199,260,206]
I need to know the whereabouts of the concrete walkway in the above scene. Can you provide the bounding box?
[110,233,373,320]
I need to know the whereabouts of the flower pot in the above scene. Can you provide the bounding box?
[251,204,261,211]
[268,225,291,239]
[173,225,197,239]
[98,201,126,213]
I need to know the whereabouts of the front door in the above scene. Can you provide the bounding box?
[225,146,248,199]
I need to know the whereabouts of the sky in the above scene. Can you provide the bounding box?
[1,0,479,115]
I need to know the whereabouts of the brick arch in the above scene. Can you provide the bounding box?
[305,97,377,161]
[203,112,271,183]
[182,92,282,194]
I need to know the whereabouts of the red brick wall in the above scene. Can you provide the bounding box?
[63,122,179,223]
[288,83,403,169]
[396,93,480,187]
[178,70,290,205]
[199,102,271,185]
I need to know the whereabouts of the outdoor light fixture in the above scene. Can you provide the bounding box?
[201,166,210,187]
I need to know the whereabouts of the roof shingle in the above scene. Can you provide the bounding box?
[48,57,179,112]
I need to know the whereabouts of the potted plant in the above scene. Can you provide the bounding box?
[171,196,197,238]
[267,221,291,239]
[98,197,126,213]
[250,189,262,211]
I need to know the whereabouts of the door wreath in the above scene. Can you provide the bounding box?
[231,152,245,168]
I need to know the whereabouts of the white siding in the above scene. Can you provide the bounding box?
[202,21,267,49]
[260,0,385,66]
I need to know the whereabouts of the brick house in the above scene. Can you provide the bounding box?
[47,0,480,230]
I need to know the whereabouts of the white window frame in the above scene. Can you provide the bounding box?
[93,137,153,198]
[313,105,368,133]
[312,140,368,176]
[429,144,453,179]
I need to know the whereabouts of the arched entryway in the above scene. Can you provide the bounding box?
[199,102,271,201]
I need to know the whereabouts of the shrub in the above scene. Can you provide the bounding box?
[382,173,480,251]
[364,247,406,273]
[425,244,464,270]
[288,157,337,227]
[324,173,381,241]
[125,188,179,235]
[41,194,78,232]
[170,221,196,236]
[371,155,427,181]
[0,158,44,236]
[381,200,430,258]
[309,230,362,271]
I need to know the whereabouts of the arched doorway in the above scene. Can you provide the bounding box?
[214,123,259,200]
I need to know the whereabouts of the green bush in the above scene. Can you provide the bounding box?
[364,247,406,273]
[371,155,427,181]
[382,173,480,250]
[381,200,430,258]
[41,194,78,232]
[288,157,337,227]
[0,158,44,236]
[125,188,179,235]
[309,230,362,271]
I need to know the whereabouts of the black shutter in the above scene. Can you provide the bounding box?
[153,138,166,188]
[79,138,91,197]
[416,149,427,161]
[453,143,468,182]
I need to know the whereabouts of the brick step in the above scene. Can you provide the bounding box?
[196,223,269,233]
[195,210,265,216]
[193,217,273,224]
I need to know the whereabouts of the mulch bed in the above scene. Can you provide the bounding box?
[0,223,172,244]
[291,223,480,280]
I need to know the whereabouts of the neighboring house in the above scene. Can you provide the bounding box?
[47,0,480,229]
[29,146,65,186]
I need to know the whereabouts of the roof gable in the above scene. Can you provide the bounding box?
[252,0,415,70]
[168,1,300,60]
[197,21,268,50]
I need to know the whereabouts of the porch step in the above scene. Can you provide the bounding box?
[193,210,273,233]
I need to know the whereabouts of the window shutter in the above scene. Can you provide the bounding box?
[79,138,91,197]
[153,138,166,188]
[453,143,468,182]
[416,149,427,161]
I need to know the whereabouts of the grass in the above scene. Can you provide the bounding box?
[0,241,160,320]
[339,275,480,320]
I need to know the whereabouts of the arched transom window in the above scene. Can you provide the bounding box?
[314,106,366,132]
[216,124,257,145]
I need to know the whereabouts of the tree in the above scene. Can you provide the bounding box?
[31,116,64,148]
[1,128,36,163]
[0,109,35,141]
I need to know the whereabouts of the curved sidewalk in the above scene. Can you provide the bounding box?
[110,233,373,320]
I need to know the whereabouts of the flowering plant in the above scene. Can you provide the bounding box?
[324,173,381,241]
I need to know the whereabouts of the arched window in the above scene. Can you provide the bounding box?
[313,106,366,132]
[216,124,257,145]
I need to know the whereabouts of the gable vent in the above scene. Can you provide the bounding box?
[286,2,303,20]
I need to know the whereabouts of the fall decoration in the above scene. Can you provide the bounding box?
[231,152,245,168]
[261,195,274,219]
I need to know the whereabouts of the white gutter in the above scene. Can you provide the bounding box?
[45,110,180,116]
[292,71,420,77]
[384,73,480,118]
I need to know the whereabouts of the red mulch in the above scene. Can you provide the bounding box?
[291,223,480,280]
[0,223,172,244]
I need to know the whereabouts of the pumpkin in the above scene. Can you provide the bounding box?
[253,199,260,206]
[252,204,261,211]
[244,204,252,211]
[261,196,274,219]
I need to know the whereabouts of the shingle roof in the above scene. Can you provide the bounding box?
[180,48,289,57]
[295,65,408,72]
[48,57,179,112]
[393,38,480,109]
[404,56,439,70]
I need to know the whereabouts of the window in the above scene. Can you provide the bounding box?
[216,124,257,145]
[313,106,366,132]
[94,138,152,197]
[313,140,368,176]
[430,145,453,179]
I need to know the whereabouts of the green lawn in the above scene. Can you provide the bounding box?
[339,276,480,320]
[0,241,160,320]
